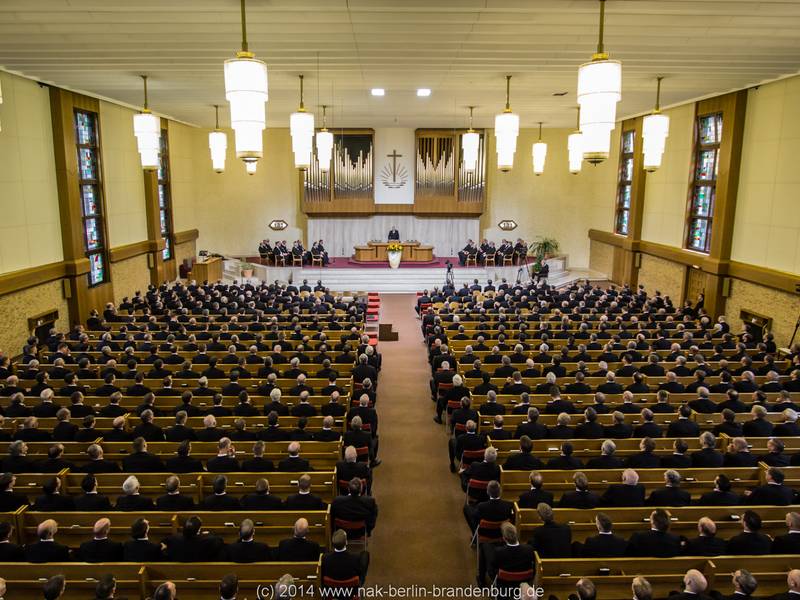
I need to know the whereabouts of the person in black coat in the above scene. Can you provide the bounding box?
[578,512,628,557]
[164,411,198,442]
[667,569,713,600]
[276,518,323,561]
[633,409,663,439]
[723,436,759,467]
[691,432,724,468]
[75,517,123,562]
[771,512,800,554]
[241,440,276,472]
[667,405,700,438]
[122,437,167,472]
[278,441,315,472]
[162,515,224,562]
[240,478,284,511]
[165,439,205,473]
[600,468,646,507]
[222,518,272,562]
[80,443,122,474]
[742,405,775,438]
[503,436,544,471]
[115,475,155,511]
[626,509,682,557]
[769,569,800,600]
[746,467,796,505]
[0,472,29,512]
[207,437,241,472]
[487,523,535,589]
[725,510,772,554]
[285,474,327,511]
[321,529,369,588]
[559,471,600,509]
[574,407,605,439]
[661,439,692,469]
[461,447,502,500]
[156,475,196,511]
[625,437,661,469]
[122,517,163,562]
[31,476,75,512]
[201,475,243,511]
[73,474,113,511]
[681,517,727,556]
[517,472,554,509]
[528,502,572,558]
[695,474,741,506]
[24,518,72,562]
[546,442,583,470]
[331,478,378,539]
[586,440,625,470]
[646,469,692,506]
[713,569,759,600]
[0,521,25,561]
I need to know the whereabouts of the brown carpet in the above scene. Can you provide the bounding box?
[366,293,475,587]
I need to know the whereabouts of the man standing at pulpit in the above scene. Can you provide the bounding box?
[388,226,400,241]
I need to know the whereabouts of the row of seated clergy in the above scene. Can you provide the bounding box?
[467,484,800,566]
[460,447,799,507]
[0,508,371,569]
[1,393,378,442]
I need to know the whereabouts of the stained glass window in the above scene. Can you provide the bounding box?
[615,129,635,236]
[158,127,174,261]
[686,112,722,253]
[74,109,109,287]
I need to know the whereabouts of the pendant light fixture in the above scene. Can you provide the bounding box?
[133,75,160,171]
[289,75,315,170]
[208,105,228,174]
[245,161,257,175]
[577,0,621,164]
[494,75,520,172]
[568,107,584,174]
[462,106,480,173]
[316,104,333,172]
[532,122,547,176]
[642,76,669,172]
[224,0,268,168]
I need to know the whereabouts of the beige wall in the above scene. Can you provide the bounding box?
[110,254,150,305]
[640,103,695,248]
[724,278,800,347]
[194,127,305,256]
[589,239,614,276]
[99,100,148,247]
[637,254,685,304]
[174,240,197,268]
[0,280,70,355]
[0,71,63,274]
[731,76,800,275]
[168,121,199,233]
[482,127,618,269]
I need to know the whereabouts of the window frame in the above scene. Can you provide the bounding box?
[614,129,635,236]
[74,108,109,287]
[685,112,723,254]
[158,126,175,261]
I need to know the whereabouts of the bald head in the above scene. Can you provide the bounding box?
[684,570,708,594]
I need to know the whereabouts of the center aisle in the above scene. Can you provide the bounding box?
[366,293,475,587]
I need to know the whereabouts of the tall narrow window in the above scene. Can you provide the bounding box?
[686,113,722,253]
[75,110,108,286]
[614,130,634,235]
[158,128,174,261]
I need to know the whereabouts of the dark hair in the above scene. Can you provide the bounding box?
[743,510,762,531]
[131,517,148,539]
[183,515,202,538]
[651,509,670,532]
[716,474,732,492]
[95,574,116,600]
[220,574,239,600]
[43,575,66,600]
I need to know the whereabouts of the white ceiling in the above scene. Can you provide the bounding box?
[1,0,799,129]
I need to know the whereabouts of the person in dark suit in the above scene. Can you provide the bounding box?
[122,518,164,562]
[276,518,323,561]
[681,517,727,556]
[771,511,800,554]
[321,529,370,588]
[24,519,71,562]
[600,468,646,507]
[661,438,692,469]
[667,569,712,600]
[241,440,276,472]
[574,407,605,439]
[746,467,796,505]
[0,472,29,512]
[285,474,327,510]
[278,441,314,472]
[162,515,224,562]
[634,409,663,439]
[486,523,535,590]
[768,569,800,600]
[73,474,113,511]
[626,509,682,557]
[529,502,572,558]
[726,510,772,554]
[503,435,543,471]
[646,469,692,506]
[201,475,243,511]
[387,227,400,241]
[625,437,661,469]
[742,404,775,438]
[559,471,601,509]
[122,437,167,472]
[115,475,155,511]
[0,521,25,561]
[578,512,628,557]
[667,405,700,438]
[514,407,549,440]
[603,410,633,439]
[207,437,241,472]
[517,471,554,509]
[723,436,759,467]
[156,475,195,511]
[75,517,123,562]
[31,476,75,512]
[165,411,197,442]
[546,442,584,470]
[713,569,759,600]
[165,439,205,473]
[695,474,741,506]
[691,432,724,468]
[240,478,284,511]
[222,518,272,562]
[586,439,625,469]
[331,478,378,540]
[131,408,165,441]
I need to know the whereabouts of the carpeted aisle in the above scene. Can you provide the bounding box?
[366,293,475,588]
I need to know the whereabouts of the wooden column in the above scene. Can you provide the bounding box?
[49,88,114,324]
[142,168,167,285]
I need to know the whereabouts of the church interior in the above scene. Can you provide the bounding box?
[1,0,800,598]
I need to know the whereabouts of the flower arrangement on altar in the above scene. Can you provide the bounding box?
[387,242,403,253]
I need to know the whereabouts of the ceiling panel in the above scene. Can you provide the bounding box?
[0,0,798,129]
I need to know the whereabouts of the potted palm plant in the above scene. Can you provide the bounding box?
[240,260,254,279]
[529,236,560,261]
